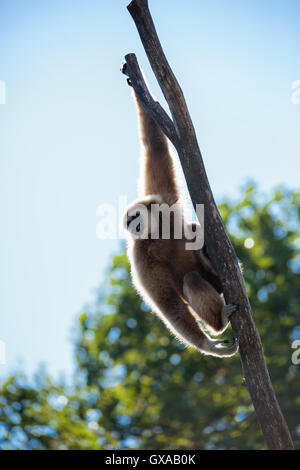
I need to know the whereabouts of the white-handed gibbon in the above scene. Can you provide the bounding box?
[123,89,238,358]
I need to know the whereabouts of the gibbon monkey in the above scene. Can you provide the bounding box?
[123,88,238,358]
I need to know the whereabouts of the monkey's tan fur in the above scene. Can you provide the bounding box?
[123,93,238,357]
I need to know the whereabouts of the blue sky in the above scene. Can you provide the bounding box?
[0,0,299,379]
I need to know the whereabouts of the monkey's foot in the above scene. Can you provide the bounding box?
[213,339,229,345]
[224,303,239,319]
[203,337,239,358]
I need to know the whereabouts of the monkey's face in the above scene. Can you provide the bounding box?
[123,195,163,240]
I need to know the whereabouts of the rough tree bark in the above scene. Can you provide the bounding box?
[122,0,294,450]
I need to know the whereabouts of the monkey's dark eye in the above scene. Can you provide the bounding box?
[136,223,141,233]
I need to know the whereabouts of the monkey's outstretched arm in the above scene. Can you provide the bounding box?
[134,93,180,206]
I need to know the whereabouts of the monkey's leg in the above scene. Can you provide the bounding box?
[183,271,238,335]
[149,279,238,357]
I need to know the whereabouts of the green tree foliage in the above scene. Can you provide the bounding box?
[0,185,299,449]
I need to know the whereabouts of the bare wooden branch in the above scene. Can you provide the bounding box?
[123,0,294,450]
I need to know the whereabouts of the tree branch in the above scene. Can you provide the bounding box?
[123,0,294,449]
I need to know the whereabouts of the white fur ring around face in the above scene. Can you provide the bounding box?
[123,195,163,239]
